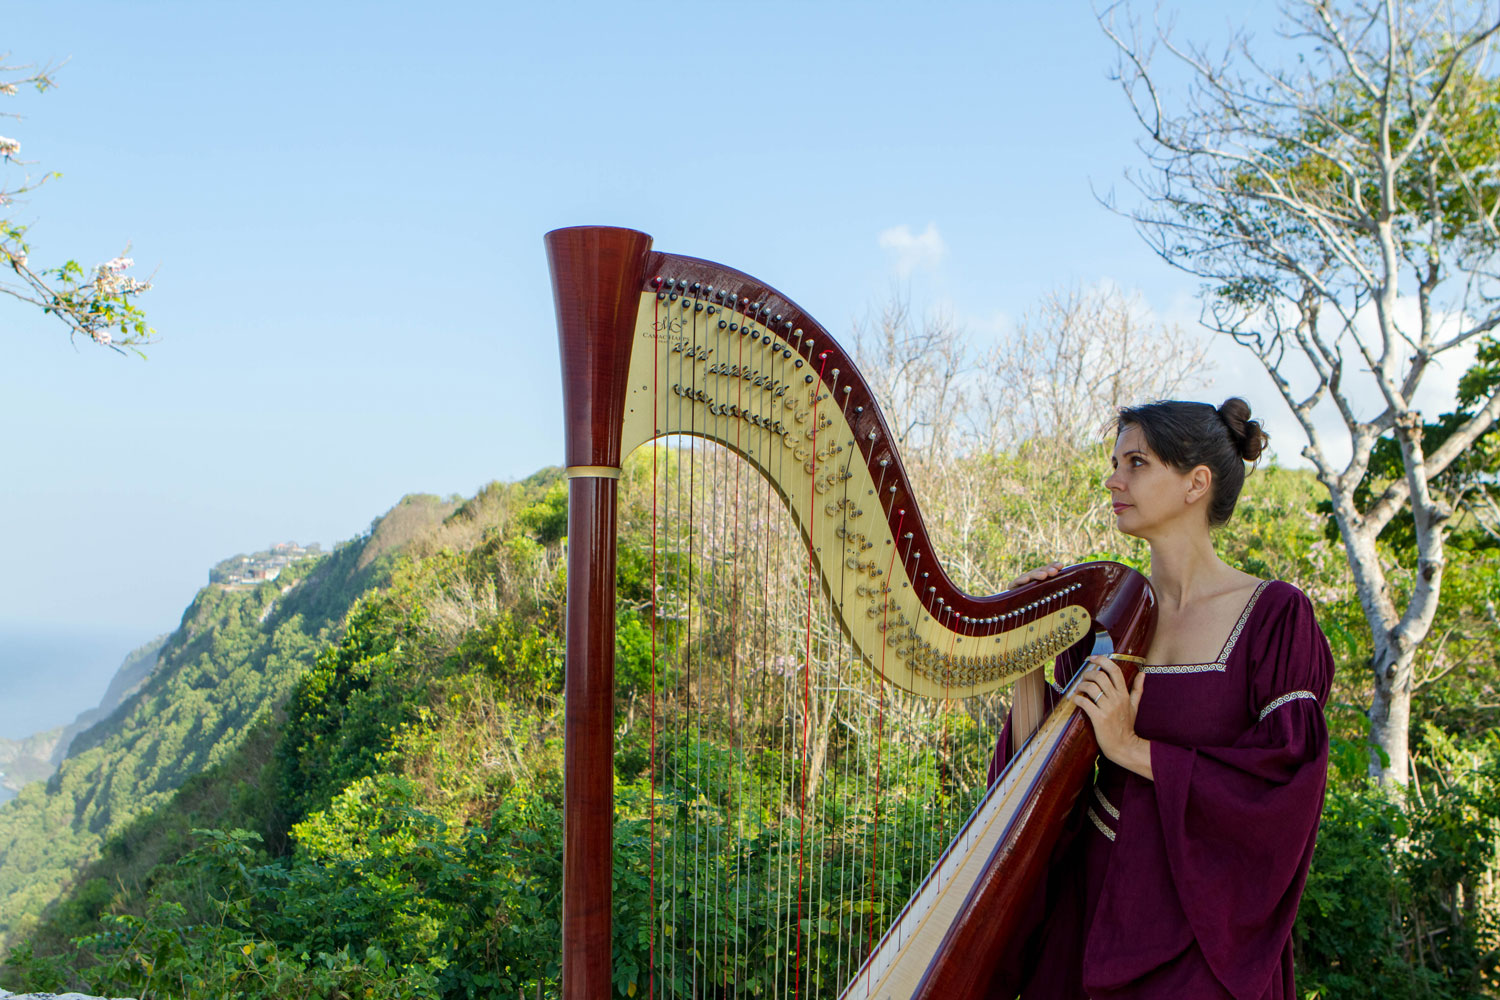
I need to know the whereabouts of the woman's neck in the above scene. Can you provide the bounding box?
[1146,528,1234,611]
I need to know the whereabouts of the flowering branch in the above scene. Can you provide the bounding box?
[0,54,153,353]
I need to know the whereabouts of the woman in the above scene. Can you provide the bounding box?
[989,398,1333,1000]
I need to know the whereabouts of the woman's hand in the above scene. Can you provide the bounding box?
[1009,561,1065,590]
[1071,655,1153,781]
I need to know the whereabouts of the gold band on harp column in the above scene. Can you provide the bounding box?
[564,465,623,480]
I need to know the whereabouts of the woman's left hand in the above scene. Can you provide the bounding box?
[1071,655,1153,781]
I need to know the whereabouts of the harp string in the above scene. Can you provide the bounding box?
[729,387,747,993]
[649,292,660,1000]
[796,350,830,999]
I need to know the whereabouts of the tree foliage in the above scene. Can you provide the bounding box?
[0,56,151,351]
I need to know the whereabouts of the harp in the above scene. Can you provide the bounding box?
[549,226,1155,999]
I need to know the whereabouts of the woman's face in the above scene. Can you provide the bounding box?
[1105,423,1208,538]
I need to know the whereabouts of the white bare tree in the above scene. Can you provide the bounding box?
[854,287,1210,591]
[1102,0,1500,784]
[977,285,1210,456]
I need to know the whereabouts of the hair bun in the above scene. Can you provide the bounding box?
[1217,397,1268,462]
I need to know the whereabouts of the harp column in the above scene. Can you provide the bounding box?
[562,468,618,995]
[547,226,655,1000]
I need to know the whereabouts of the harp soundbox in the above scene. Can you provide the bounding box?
[549,225,1155,999]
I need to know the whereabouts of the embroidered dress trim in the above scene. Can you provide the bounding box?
[1093,785,1120,820]
[1087,807,1117,842]
[1258,689,1318,721]
[1141,660,1229,675]
[1141,579,1272,675]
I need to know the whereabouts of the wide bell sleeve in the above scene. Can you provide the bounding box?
[1084,583,1334,1000]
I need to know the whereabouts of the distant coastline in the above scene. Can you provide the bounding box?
[0,622,153,743]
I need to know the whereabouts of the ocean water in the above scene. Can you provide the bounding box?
[0,622,151,742]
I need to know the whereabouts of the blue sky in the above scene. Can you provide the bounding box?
[1,2,1305,681]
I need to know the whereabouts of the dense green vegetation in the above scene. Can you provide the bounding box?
[0,494,457,950]
[0,452,1496,999]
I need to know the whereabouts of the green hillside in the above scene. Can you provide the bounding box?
[0,493,458,948]
[0,460,1496,1000]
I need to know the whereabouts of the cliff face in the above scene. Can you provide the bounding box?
[0,495,459,945]
[51,638,168,767]
[0,636,170,805]
[0,731,65,803]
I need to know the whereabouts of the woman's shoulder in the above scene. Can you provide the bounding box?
[1232,580,1325,643]
[1249,579,1317,617]
[1240,579,1335,701]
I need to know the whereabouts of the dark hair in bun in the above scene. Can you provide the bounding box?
[1215,397,1269,463]
[1116,397,1269,527]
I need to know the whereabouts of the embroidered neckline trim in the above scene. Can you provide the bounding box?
[1141,579,1273,675]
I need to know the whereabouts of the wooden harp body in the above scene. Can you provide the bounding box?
[549,225,1156,999]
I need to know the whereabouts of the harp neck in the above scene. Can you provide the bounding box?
[547,225,1153,698]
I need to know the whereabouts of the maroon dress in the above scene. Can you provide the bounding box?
[987,580,1334,999]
